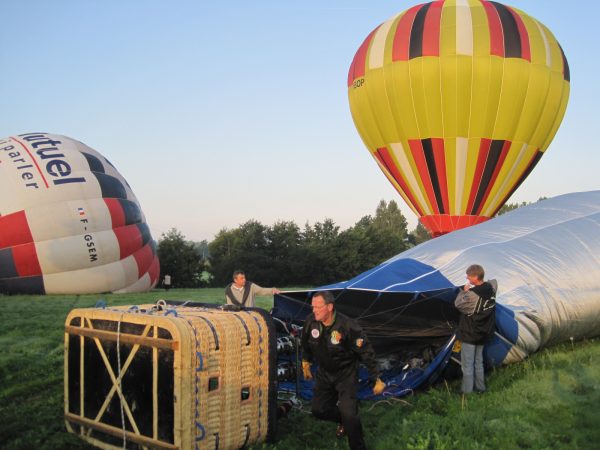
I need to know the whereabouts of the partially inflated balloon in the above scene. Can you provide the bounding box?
[0,133,159,294]
[348,0,570,236]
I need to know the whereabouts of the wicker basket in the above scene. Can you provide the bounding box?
[64,302,277,450]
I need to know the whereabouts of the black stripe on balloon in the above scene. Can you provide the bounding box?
[421,138,445,214]
[92,172,127,199]
[491,150,543,216]
[119,199,143,225]
[0,248,18,278]
[0,276,45,294]
[81,152,105,174]
[559,43,570,82]
[471,140,505,215]
[490,1,521,58]
[409,2,432,59]
[136,222,151,246]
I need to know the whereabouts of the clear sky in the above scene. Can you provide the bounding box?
[1,1,598,242]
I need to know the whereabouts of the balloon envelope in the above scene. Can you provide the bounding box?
[348,0,570,236]
[0,133,159,294]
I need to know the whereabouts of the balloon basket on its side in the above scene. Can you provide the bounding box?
[64,302,277,450]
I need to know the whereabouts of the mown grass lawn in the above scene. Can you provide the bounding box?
[1,289,599,449]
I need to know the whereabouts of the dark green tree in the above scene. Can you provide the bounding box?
[408,222,432,246]
[209,220,271,286]
[266,221,303,286]
[157,228,204,288]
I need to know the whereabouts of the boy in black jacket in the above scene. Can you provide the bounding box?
[455,264,497,394]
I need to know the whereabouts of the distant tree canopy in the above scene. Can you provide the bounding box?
[156,228,206,288]
[157,199,493,288]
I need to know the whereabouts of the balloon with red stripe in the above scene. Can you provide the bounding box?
[0,133,160,294]
[348,0,570,237]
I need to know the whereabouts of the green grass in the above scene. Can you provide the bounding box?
[1,290,599,449]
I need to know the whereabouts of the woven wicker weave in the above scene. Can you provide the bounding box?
[64,302,277,450]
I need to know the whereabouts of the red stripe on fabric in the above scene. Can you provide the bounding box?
[482,1,504,57]
[508,6,530,61]
[392,4,423,61]
[132,243,154,278]
[374,147,425,217]
[0,211,34,249]
[466,139,492,213]
[422,0,443,56]
[113,224,142,259]
[147,255,160,285]
[474,140,511,215]
[431,138,449,215]
[12,243,42,276]
[421,214,490,236]
[347,28,378,86]
[10,137,50,188]
[408,139,440,214]
[104,198,126,228]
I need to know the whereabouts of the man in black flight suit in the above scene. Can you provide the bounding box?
[301,290,385,450]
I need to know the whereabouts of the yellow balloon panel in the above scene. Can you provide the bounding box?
[347,0,569,236]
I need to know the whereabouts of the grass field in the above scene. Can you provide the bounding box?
[1,289,599,449]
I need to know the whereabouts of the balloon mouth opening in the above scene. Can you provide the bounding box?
[420,215,490,237]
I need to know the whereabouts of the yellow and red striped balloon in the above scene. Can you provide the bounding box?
[348,0,570,236]
[0,133,160,294]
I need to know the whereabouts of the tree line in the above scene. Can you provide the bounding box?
[156,198,541,288]
[156,200,430,288]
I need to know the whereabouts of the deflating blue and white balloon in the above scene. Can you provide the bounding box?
[0,133,160,294]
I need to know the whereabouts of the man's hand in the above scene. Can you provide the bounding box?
[372,378,385,395]
[302,360,312,380]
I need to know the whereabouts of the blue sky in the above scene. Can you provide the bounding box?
[1,1,598,242]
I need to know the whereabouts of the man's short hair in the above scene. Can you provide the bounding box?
[312,290,335,305]
[466,264,485,281]
[232,270,245,279]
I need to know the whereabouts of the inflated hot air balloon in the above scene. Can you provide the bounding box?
[348,0,570,236]
[0,133,160,294]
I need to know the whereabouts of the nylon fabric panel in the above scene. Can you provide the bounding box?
[12,243,42,276]
[132,242,156,278]
[0,248,18,277]
[374,147,424,217]
[472,140,510,215]
[481,141,529,216]
[388,143,431,215]
[490,1,522,58]
[494,59,531,139]
[511,64,551,145]
[530,71,567,149]
[388,61,420,138]
[23,199,113,243]
[470,1,491,57]
[365,67,403,146]
[541,78,570,150]
[81,152,105,173]
[409,2,432,59]
[408,58,432,138]
[42,253,140,294]
[392,4,421,61]
[0,276,45,294]
[35,229,120,273]
[0,211,33,248]
[367,14,400,70]
[469,56,503,139]
[408,139,439,214]
[421,58,444,137]
[422,1,443,56]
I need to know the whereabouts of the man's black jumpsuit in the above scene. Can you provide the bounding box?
[301,311,379,450]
